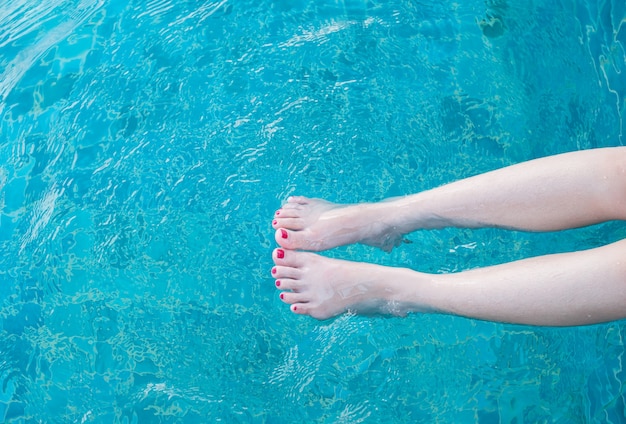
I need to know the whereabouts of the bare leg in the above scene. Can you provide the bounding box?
[273,147,626,251]
[271,239,626,326]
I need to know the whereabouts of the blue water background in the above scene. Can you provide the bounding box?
[1,0,626,422]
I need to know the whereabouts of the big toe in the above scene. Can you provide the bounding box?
[275,228,312,250]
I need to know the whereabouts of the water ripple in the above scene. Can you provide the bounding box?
[19,182,64,253]
[279,19,356,49]
[0,0,104,115]
[170,0,230,26]
[136,0,177,21]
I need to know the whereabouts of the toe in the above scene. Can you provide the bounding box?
[274,278,299,290]
[272,248,308,268]
[275,228,317,250]
[272,248,286,262]
[272,247,297,264]
[286,196,310,205]
[279,291,308,305]
[273,217,305,230]
[271,264,300,280]
[290,303,313,316]
[275,207,302,218]
[294,303,334,320]
[275,228,295,248]
[281,201,305,211]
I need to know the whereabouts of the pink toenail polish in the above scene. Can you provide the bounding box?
[272,220,277,226]
[280,229,288,239]
[275,280,281,287]
[280,293,284,299]
[292,306,298,311]
[271,267,277,275]
[276,249,285,259]
[275,210,281,216]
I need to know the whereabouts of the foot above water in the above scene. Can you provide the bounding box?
[271,248,416,320]
[272,196,404,252]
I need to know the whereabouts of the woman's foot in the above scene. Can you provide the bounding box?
[271,248,421,320]
[272,196,405,252]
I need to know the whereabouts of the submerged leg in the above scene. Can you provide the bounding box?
[272,147,626,251]
[271,239,626,326]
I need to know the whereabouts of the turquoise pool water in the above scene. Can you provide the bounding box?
[1,0,626,422]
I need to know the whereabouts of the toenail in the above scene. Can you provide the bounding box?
[292,305,297,311]
[276,249,285,259]
[280,229,288,239]
[280,293,284,299]
[272,220,277,226]
[275,210,281,216]
[275,280,281,287]
[271,267,277,275]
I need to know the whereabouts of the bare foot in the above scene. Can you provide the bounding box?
[271,196,405,252]
[271,248,421,320]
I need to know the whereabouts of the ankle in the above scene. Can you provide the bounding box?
[375,195,429,233]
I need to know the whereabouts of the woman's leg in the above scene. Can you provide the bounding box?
[271,238,626,326]
[272,147,626,251]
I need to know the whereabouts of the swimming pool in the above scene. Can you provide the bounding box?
[1,0,626,421]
